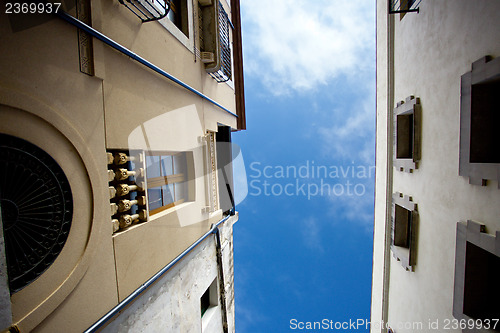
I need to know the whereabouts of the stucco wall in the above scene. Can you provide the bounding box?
[101,215,237,333]
[0,0,239,330]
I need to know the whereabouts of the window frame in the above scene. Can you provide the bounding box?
[201,278,219,331]
[391,192,418,271]
[157,0,195,53]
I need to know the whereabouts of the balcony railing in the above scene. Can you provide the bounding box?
[389,0,421,14]
[209,2,233,83]
[118,0,170,22]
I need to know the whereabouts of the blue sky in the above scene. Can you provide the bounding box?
[232,0,376,332]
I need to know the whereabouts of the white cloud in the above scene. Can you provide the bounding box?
[241,0,375,94]
[317,93,375,164]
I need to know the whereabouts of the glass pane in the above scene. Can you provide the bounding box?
[175,182,185,201]
[161,155,173,176]
[148,188,162,211]
[173,153,187,175]
[162,185,174,206]
[146,155,161,179]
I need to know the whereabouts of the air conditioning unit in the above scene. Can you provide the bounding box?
[201,51,215,63]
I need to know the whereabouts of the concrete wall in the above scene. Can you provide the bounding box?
[101,215,237,333]
[372,1,500,332]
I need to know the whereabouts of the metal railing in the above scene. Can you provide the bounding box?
[209,2,233,83]
[389,0,421,14]
[118,0,170,22]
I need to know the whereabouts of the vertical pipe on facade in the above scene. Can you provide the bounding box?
[380,7,395,333]
[213,226,229,333]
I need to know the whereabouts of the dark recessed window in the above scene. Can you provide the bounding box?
[391,192,417,271]
[469,81,500,164]
[463,242,500,322]
[394,204,411,248]
[168,0,189,36]
[453,221,500,331]
[201,287,210,317]
[396,113,414,159]
[201,278,218,320]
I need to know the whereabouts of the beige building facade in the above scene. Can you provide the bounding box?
[372,1,500,332]
[0,0,245,331]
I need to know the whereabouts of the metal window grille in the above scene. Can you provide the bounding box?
[118,0,171,22]
[209,2,232,83]
[389,0,421,14]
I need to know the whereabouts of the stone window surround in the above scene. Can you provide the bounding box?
[459,56,500,189]
[391,192,418,271]
[452,220,500,332]
[393,96,421,173]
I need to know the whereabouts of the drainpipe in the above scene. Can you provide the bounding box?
[380,7,395,333]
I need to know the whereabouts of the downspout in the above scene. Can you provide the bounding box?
[213,224,229,333]
[380,7,395,333]
[55,10,238,118]
[84,214,233,333]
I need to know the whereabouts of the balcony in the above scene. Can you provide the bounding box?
[118,0,170,22]
[209,2,233,83]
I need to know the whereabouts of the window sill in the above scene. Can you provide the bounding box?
[112,201,195,237]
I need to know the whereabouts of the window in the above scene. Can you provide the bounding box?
[459,56,500,188]
[391,192,418,271]
[453,220,500,331]
[393,96,421,173]
[393,204,411,248]
[107,150,148,233]
[167,0,189,36]
[201,278,219,330]
[200,286,211,316]
[388,0,420,18]
[210,2,232,82]
[145,152,190,215]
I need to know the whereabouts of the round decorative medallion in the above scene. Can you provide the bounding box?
[0,134,73,293]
